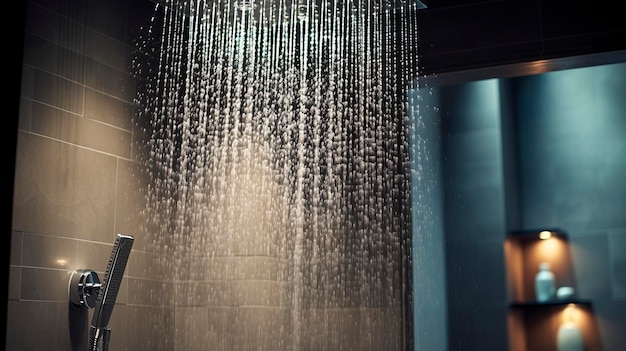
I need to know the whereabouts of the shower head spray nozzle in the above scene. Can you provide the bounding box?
[150,0,427,22]
[88,233,134,351]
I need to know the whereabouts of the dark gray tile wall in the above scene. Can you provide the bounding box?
[439,79,509,351]
[609,229,626,299]
[408,87,448,351]
[416,0,626,75]
[514,62,626,351]
[431,61,626,351]
[516,64,626,232]
[569,233,612,299]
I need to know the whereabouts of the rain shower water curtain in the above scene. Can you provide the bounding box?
[132,0,417,349]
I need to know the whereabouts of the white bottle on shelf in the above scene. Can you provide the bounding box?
[535,262,555,302]
[557,321,584,351]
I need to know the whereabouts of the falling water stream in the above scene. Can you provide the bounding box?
[133,0,418,349]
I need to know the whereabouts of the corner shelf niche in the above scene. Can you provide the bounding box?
[504,229,600,351]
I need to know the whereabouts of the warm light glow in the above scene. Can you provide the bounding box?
[525,59,552,75]
[563,303,579,323]
[539,230,552,240]
[56,259,68,267]
[536,235,560,259]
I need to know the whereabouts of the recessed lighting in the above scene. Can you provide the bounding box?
[539,230,552,240]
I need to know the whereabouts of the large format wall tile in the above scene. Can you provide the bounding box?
[24,2,87,55]
[114,159,149,250]
[6,301,73,350]
[22,33,85,83]
[31,69,84,114]
[84,87,133,130]
[609,229,626,299]
[12,132,117,241]
[21,232,77,269]
[84,57,135,102]
[570,233,612,300]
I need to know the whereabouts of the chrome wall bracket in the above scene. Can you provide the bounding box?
[69,269,102,309]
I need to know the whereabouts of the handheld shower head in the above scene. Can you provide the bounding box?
[89,233,134,351]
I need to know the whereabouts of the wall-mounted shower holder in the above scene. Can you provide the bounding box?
[69,269,101,309]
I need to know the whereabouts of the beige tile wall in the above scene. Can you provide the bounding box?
[8,1,406,350]
[9,1,168,350]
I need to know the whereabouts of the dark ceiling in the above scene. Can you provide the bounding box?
[415,0,626,75]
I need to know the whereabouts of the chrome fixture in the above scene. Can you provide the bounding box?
[69,234,134,351]
[69,269,102,309]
